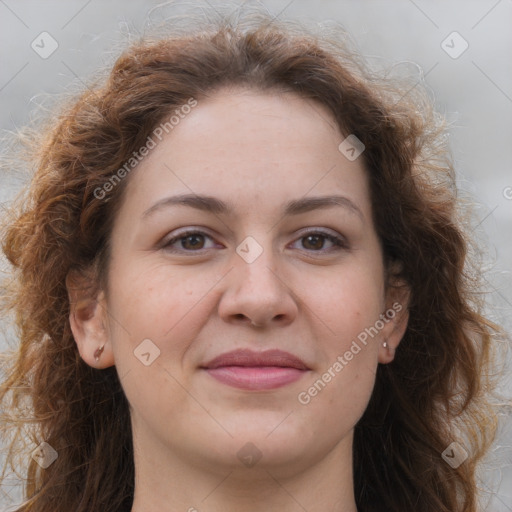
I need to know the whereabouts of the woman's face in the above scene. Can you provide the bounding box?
[78,88,407,477]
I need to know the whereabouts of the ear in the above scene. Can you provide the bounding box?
[378,268,410,365]
[66,269,115,369]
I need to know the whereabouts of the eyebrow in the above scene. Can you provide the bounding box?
[142,193,364,221]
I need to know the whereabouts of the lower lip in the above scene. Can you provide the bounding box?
[205,366,307,390]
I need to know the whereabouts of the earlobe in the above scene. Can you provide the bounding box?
[378,306,408,364]
[66,270,114,369]
[379,339,396,364]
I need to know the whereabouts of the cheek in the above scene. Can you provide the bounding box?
[106,257,221,359]
[105,260,215,417]
[307,259,385,339]
[298,258,384,405]
[297,269,382,426]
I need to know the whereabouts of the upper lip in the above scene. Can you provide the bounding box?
[201,349,310,370]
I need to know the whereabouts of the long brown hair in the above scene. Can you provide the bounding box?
[0,7,501,512]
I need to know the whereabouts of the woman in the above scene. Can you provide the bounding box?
[0,6,502,512]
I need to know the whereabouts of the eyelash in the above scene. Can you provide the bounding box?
[162,229,348,254]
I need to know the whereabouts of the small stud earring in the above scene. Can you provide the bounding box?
[383,341,388,348]
[94,345,105,361]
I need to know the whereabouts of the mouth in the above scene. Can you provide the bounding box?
[200,349,310,391]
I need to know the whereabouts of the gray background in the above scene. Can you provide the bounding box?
[0,0,511,510]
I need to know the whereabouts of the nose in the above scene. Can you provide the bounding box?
[217,243,298,329]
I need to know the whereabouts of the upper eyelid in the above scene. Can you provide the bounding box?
[165,226,343,240]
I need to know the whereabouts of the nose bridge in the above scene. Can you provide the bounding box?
[234,233,284,296]
[217,232,297,326]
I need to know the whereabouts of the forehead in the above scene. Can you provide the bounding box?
[119,87,371,222]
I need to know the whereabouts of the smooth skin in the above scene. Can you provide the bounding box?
[68,87,409,512]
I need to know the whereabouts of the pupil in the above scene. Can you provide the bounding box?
[305,235,323,250]
[184,235,203,249]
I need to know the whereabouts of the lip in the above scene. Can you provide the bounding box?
[201,349,310,390]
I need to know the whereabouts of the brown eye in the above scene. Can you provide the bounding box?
[180,233,206,250]
[163,230,216,253]
[292,230,347,252]
[302,234,326,250]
